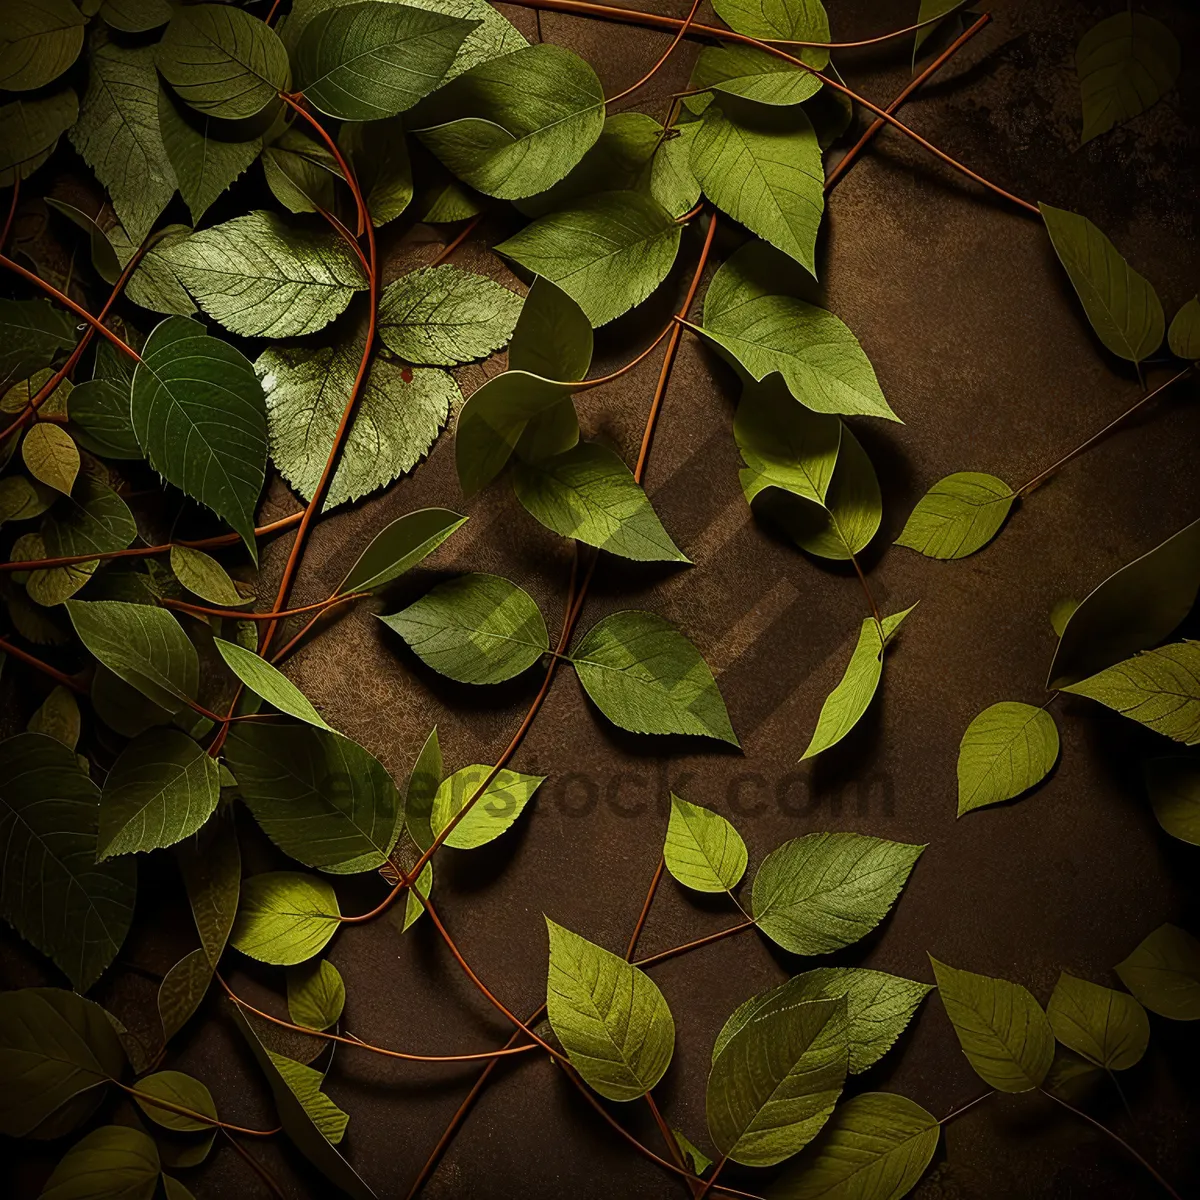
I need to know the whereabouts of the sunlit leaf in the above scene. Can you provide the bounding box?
[896,472,1015,559]
[341,507,467,594]
[664,794,747,893]
[231,871,341,966]
[1039,203,1163,363]
[690,44,821,107]
[571,610,738,745]
[0,734,136,991]
[404,726,442,853]
[216,639,331,729]
[431,764,543,849]
[288,959,346,1031]
[170,545,249,607]
[753,834,924,957]
[929,957,1053,1091]
[22,423,78,496]
[378,265,522,365]
[545,918,675,1101]
[380,572,549,684]
[1047,972,1149,1071]
[1115,923,1200,1021]
[98,728,220,858]
[712,0,830,63]
[956,701,1060,816]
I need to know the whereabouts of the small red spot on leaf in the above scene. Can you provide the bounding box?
[400,367,414,383]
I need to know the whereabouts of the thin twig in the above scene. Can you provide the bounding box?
[0,635,86,693]
[162,592,367,623]
[221,1128,287,1200]
[633,920,756,969]
[625,855,666,960]
[117,1082,279,1136]
[430,214,483,266]
[606,0,703,106]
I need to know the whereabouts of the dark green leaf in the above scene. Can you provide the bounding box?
[179,815,240,965]
[513,442,687,562]
[895,472,1015,559]
[68,377,141,460]
[1144,756,1200,845]
[340,116,412,226]
[0,91,80,188]
[132,316,267,557]
[158,4,290,121]
[43,476,137,561]
[753,833,924,956]
[378,265,522,365]
[1047,972,1149,1070]
[929,957,1054,1091]
[225,724,400,873]
[0,987,125,1139]
[27,686,81,750]
[1049,516,1200,688]
[545,918,675,1101]
[341,507,467,594]
[295,0,476,120]
[100,0,173,34]
[956,701,1060,816]
[288,959,346,1031]
[1039,203,1163,363]
[98,728,220,858]
[158,948,212,1042]
[1115,923,1200,1021]
[0,299,76,386]
[40,1125,160,1200]
[231,871,341,965]
[571,610,738,745]
[0,0,85,92]
[133,1070,217,1132]
[262,127,342,215]
[664,794,747,893]
[380,572,549,684]
[430,764,542,849]
[1168,297,1200,360]
[0,734,136,991]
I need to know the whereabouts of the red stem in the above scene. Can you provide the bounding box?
[162,592,367,623]
[430,214,483,267]
[606,0,702,106]
[0,635,86,693]
[1,178,19,248]
[625,855,666,960]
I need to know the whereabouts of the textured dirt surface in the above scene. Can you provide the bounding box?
[3,1,1199,1198]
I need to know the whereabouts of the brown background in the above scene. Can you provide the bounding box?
[4,0,1200,1197]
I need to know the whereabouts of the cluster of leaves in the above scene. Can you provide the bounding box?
[0,0,1196,1197]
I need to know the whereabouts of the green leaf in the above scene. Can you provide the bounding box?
[224,724,400,873]
[400,861,433,931]
[895,472,1015,559]
[691,101,823,271]
[40,1125,160,1200]
[0,0,85,92]
[158,948,211,1043]
[702,243,894,420]
[497,191,681,328]
[1144,756,1200,845]
[116,225,198,317]
[340,116,412,226]
[1047,972,1149,1071]
[929,957,1054,1091]
[690,44,822,107]
[179,815,240,965]
[0,734,137,991]
[21,534,97,607]
[229,1006,374,1198]
[161,212,366,339]
[0,987,125,1139]
[288,959,346,1031]
[413,43,604,199]
[513,442,687,562]
[914,0,967,60]
[170,545,248,607]
[98,728,220,858]
[0,475,55,525]
[1115,923,1200,1021]
[431,764,543,849]
[0,299,75,388]
[69,377,140,460]
[1077,12,1180,144]
[70,40,176,244]
[956,701,1060,816]
[260,343,455,510]
[162,1177,197,1200]
[707,995,847,1166]
[22,423,78,495]
[262,127,342,215]
[545,918,675,1101]
[28,686,81,751]
[296,0,476,121]
[132,316,266,556]
[801,607,917,760]
[664,794,747,893]
[408,0,527,79]
[673,1128,712,1177]
[158,4,290,121]
[215,639,330,729]
[341,507,466,594]
[515,111,699,220]
[380,572,549,684]
[712,0,830,59]
[100,0,173,34]
[769,1091,940,1200]
[1039,203,1163,363]
[67,599,198,712]
[718,968,932,1076]
[571,610,738,745]
[1168,296,1200,361]
[0,91,80,188]
[1049,516,1200,688]
[231,871,341,966]
[378,265,522,365]
[132,1070,217,1132]
[43,476,137,563]
[45,198,123,285]
[404,726,442,853]
[1064,641,1200,745]
[753,834,923,957]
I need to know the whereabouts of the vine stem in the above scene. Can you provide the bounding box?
[824,13,994,192]
[0,512,303,574]
[625,854,666,960]
[1016,365,1194,497]
[161,591,368,623]
[606,0,703,106]
[429,213,483,267]
[694,1155,728,1200]
[2,178,19,247]
[848,551,882,628]
[1040,1089,1183,1200]
[221,1128,287,1200]
[939,1090,993,1124]
[0,634,86,693]
[504,0,1036,215]
[0,236,152,441]
[115,1081,279,1136]
[633,919,756,968]
[215,974,541,1064]
[0,253,141,360]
